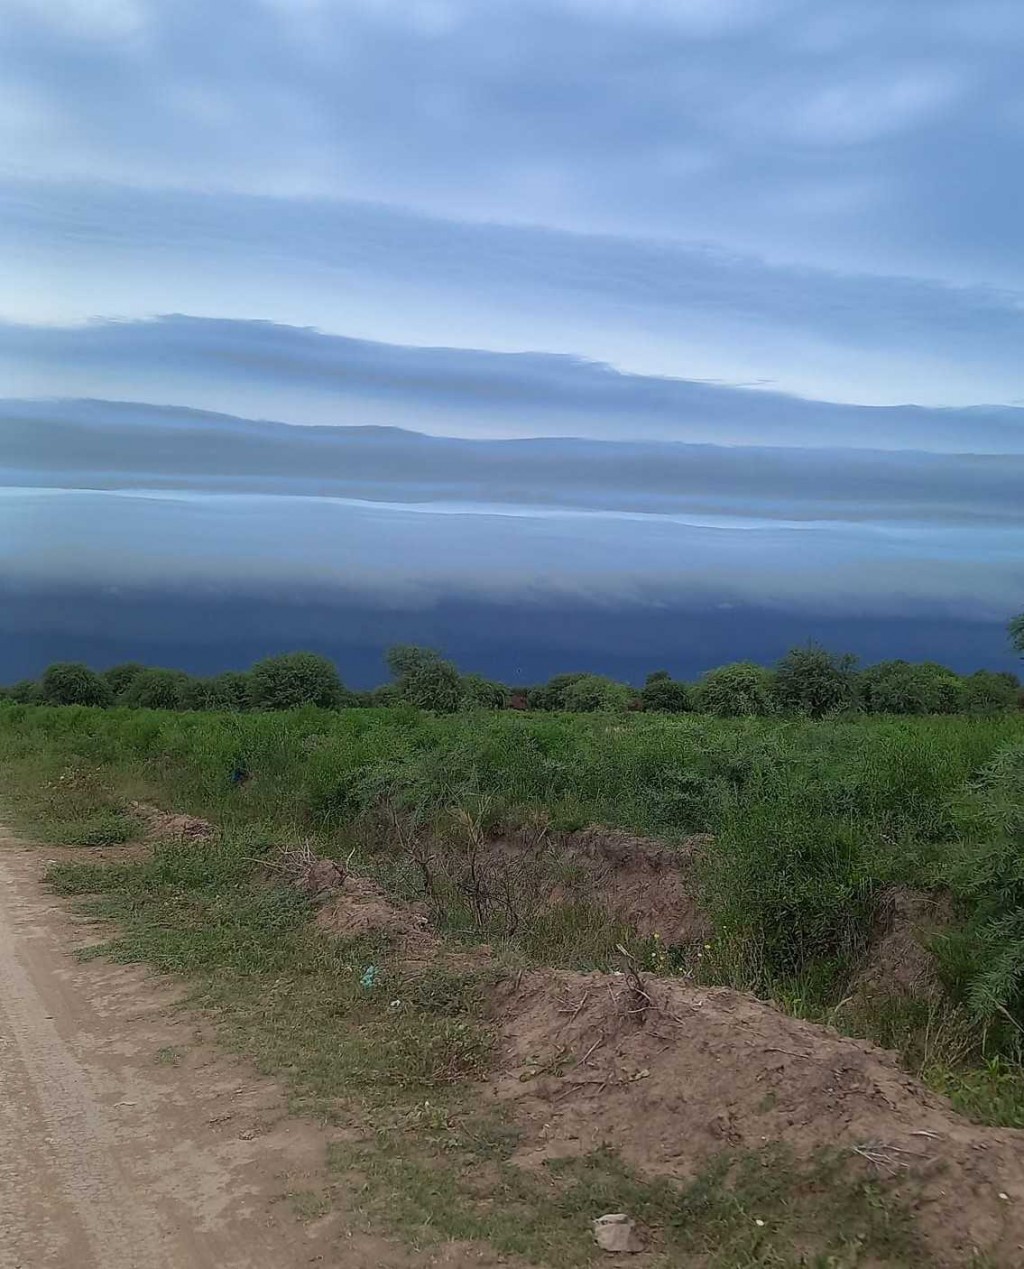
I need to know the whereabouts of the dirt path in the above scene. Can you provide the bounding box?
[0,829,477,1269]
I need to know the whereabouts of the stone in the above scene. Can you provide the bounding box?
[592,1213,642,1253]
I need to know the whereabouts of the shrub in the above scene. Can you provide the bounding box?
[40,662,112,707]
[692,663,774,717]
[641,671,690,713]
[249,652,344,711]
[963,670,1020,715]
[559,674,633,713]
[461,674,508,709]
[102,662,147,698]
[774,644,858,718]
[386,646,464,713]
[122,668,191,710]
[860,660,966,715]
[526,673,589,711]
[4,679,41,704]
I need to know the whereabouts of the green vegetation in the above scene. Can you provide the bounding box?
[4,624,1021,718]
[2,692,1024,1262]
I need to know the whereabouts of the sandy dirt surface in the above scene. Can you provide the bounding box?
[0,828,489,1269]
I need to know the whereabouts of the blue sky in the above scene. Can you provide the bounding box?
[2,0,1023,679]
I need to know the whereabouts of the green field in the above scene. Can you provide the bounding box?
[2,701,1024,1263]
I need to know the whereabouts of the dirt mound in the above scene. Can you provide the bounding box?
[492,969,1024,1265]
[436,825,709,945]
[555,827,711,944]
[316,876,436,949]
[854,886,953,1002]
[129,801,214,842]
[275,844,346,902]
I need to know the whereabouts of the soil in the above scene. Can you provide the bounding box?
[493,969,1024,1266]
[0,828,499,1269]
[130,801,215,842]
[315,875,435,949]
[853,885,954,1001]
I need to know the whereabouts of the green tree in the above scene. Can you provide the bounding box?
[211,671,252,711]
[859,660,966,714]
[102,662,147,698]
[40,662,112,707]
[559,674,633,712]
[526,673,589,711]
[691,662,774,717]
[122,668,191,710]
[774,644,857,717]
[963,670,1020,715]
[640,670,690,713]
[4,679,41,704]
[180,673,251,711]
[386,645,464,712]
[249,652,344,711]
[462,673,508,709]
[1011,613,1024,655]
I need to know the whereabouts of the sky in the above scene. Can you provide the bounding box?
[2,0,1023,683]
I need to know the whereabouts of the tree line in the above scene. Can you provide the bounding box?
[2,635,1022,717]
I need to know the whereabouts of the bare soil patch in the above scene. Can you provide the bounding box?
[492,968,1024,1266]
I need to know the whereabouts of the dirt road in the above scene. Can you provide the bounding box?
[0,828,453,1269]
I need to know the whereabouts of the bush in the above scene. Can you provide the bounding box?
[40,662,112,707]
[641,671,690,713]
[692,663,774,717]
[461,674,508,709]
[860,660,966,715]
[525,673,589,711]
[4,679,41,704]
[249,652,344,711]
[774,644,857,718]
[102,662,147,698]
[559,674,633,713]
[963,670,1020,715]
[386,646,464,713]
[122,668,191,710]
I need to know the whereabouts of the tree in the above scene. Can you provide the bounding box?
[462,673,509,709]
[249,652,344,710]
[180,673,251,711]
[1012,613,1024,656]
[40,662,112,707]
[386,645,464,712]
[559,674,633,712]
[691,662,774,717]
[859,660,966,715]
[640,670,691,713]
[774,644,857,717]
[122,668,191,710]
[102,662,146,699]
[963,670,1020,715]
[526,673,589,711]
[4,679,41,704]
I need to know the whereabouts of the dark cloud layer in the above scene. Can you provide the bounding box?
[4,397,1024,525]
[5,318,1024,452]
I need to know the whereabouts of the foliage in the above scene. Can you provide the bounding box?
[180,674,249,711]
[248,652,344,711]
[1011,612,1024,655]
[3,679,41,704]
[122,667,191,710]
[640,671,690,713]
[40,662,112,707]
[102,662,147,698]
[386,645,464,712]
[461,673,508,709]
[773,643,858,717]
[526,673,589,711]
[860,660,967,715]
[963,670,1019,715]
[691,662,774,717]
[558,674,633,713]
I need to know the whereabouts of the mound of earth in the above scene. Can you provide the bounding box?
[315,876,435,949]
[854,885,953,1002]
[129,801,214,842]
[492,969,1024,1265]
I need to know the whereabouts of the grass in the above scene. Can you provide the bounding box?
[2,701,1024,1262]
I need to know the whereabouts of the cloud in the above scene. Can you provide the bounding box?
[4,318,1024,452]
[9,179,1024,407]
[3,0,1024,288]
[4,397,1024,525]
